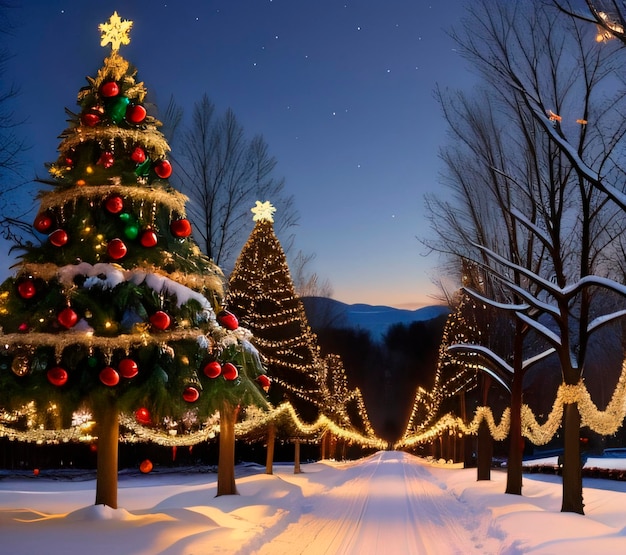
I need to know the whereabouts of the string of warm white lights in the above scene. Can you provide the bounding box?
[397,359,626,448]
[0,400,385,449]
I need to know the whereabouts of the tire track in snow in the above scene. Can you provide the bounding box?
[252,451,499,555]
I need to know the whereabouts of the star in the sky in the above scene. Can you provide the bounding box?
[99,12,133,51]
[251,201,276,223]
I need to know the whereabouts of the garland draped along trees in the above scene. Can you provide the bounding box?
[397,359,626,449]
[0,13,268,506]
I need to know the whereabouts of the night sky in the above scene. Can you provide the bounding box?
[5,0,474,308]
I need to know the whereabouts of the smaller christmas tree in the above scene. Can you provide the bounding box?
[228,201,323,420]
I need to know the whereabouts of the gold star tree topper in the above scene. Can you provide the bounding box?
[99,12,133,51]
[251,201,276,223]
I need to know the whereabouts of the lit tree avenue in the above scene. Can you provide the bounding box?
[0,13,268,507]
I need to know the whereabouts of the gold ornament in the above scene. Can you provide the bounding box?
[11,355,30,377]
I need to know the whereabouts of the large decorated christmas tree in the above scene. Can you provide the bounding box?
[0,13,267,507]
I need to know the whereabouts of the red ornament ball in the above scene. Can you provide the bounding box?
[182,386,200,403]
[99,366,120,387]
[140,229,158,248]
[81,112,101,127]
[17,279,37,300]
[154,159,172,179]
[257,374,271,392]
[135,407,152,426]
[33,212,53,233]
[107,238,128,260]
[33,468,40,477]
[18,323,28,332]
[149,310,171,330]
[126,104,147,124]
[217,310,239,331]
[98,151,115,168]
[104,195,124,214]
[131,146,146,163]
[100,81,119,98]
[170,218,192,238]
[47,366,68,387]
[49,229,68,247]
[222,362,239,381]
[139,459,153,473]
[119,358,139,379]
[203,360,222,379]
[57,307,78,329]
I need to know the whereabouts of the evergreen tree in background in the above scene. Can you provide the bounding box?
[228,201,323,420]
[0,13,267,507]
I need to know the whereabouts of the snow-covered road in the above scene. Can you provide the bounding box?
[253,451,497,555]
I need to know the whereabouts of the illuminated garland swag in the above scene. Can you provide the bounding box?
[396,359,626,449]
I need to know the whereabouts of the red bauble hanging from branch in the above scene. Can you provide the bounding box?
[99,366,120,386]
[170,218,192,238]
[203,360,222,379]
[135,407,152,425]
[149,310,171,330]
[47,366,68,387]
[217,310,239,330]
[17,278,37,300]
[131,146,146,163]
[49,229,68,247]
[126,104,147,124]
[107,238,128,259]
[182,386,200,403]
[119,358,138,379]
[97,151,115,168]
[33,212,53,233]
[100,81,119,98]
[222,362,239,381]
[104,195,124,214]
[257,374,271,392]
[140,229,158,248]
[154,159,172,178]
[57,307,78,329]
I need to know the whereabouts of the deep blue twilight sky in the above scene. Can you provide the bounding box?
[4,0,475,309]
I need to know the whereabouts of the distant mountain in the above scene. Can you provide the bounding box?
[301,297,450,341]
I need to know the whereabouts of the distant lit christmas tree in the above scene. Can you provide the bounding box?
[0,13,266,507]
[228,201,323,420]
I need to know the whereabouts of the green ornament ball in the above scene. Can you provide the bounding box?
[124,223,139,240]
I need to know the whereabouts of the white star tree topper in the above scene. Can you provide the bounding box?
[251,201,276,223]
[99,12,133,51]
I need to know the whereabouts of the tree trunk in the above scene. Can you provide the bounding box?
[320,430,327,460]
[505,377,523,494]
[294,438,301,474]
[265,423,275,475]
[561,402,584,514]
[217,400,239,497]
[477,419,492,481]
[94,397,119,508]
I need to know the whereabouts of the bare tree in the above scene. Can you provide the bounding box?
[168,94,297,271]
[291,250,333,299]
[0,1,30,242]
[432,0,626,514]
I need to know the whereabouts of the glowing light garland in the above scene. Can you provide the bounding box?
[0,401,385,449]
[396,359,626,448]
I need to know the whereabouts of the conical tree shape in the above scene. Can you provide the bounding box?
[0,13,267,507]
[228,201,323,422]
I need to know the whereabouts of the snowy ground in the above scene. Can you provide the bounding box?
[1,451,626,554]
